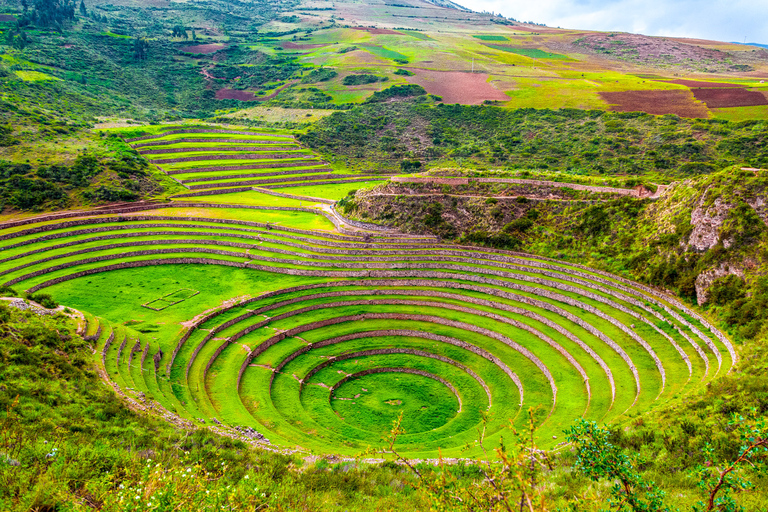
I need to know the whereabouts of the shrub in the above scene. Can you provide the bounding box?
[301,67,338,84]
[0,285,17,297]
[365,85,426,103]
[708,275,746,306]
[400,160,422,172]
[342,74,388,86]
[27,293,58,309]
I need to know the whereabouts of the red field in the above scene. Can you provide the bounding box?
[405,70,509,105]
[600,90,709,118]
[691,88,768,108]
[0,14,16,21]
[179,43,227,54]
[659,79,744,88]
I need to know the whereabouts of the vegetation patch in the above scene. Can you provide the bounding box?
[483,45,569,60]
[342,73,388,86]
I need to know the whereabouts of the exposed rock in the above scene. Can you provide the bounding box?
[688,194,732,252]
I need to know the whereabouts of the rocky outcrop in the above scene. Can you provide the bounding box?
[688,194,732,252]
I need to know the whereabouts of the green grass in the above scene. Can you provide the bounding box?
[358,44,409,62]
[473,35,509,41]
[14,70,60,81]
[277,181,387,200]
[483,45,570,60]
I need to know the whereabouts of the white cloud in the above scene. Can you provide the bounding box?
[461,0,768,43]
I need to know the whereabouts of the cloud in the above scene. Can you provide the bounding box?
[460,0,768,43]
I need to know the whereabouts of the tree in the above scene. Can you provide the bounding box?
[691,410,768,512]
[133,37,149,62]
[565,420,669,512]
[171,25,187,39]
[79,0,86,17]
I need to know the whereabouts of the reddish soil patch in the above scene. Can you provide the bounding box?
[691,88,768,108]
[0,15,16,21]
[215,89,257,101]
[351,27,403,35]
[575,33,727,68]
[280,41,329,50]
[405,70,508,105]
[600,90,709,118]
[62,44,74,49]
[659,79,744,88]
[179,43,227,54]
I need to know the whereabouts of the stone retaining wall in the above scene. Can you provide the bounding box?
[193,275,638,399]
[264,178,385,190]
[1,238,261,278]
[128,339,141,368]
[148,153,304,164]
[101,329,115,371]
[392,176,638,196]
[330,204,394,232]
[227,293,578,400]
[13,240,703,391]
[140,341,150,374]
[171,187,254,198]
[182,168,331,183]
[187,173,351,190]
[25,258,245,293]
[0,207,423,241]
[139,146,297,155]
[231,310,549,406]
[1,203,730,367]
[134,138,291,148]
[329,367,461,410]
[211,286,613,403]
[292,343,493,408]
[5,247,249,286]
[117,334,128,367]
[125,129,293,143]
[165,160,324,175]
[153,348,164,372]
[84,322,102,343]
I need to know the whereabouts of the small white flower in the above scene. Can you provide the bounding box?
[244,475,249,480]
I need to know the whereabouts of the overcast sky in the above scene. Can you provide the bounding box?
[459,0,768,44]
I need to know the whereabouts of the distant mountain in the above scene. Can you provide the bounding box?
[733,42,768,49]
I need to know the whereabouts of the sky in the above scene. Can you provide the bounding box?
[459,0,768,44]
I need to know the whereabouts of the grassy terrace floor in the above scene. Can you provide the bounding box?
[0,202,734,459]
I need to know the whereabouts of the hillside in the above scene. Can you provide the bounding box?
[1,0,768,510]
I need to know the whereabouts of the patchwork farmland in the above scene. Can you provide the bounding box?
[0,195,734,457]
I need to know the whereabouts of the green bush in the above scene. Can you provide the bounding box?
[342,74,388,86]
[708,275,746,306]
[27,293,58,309]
